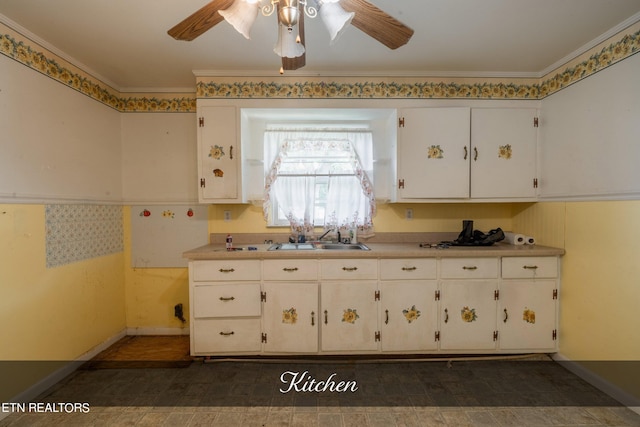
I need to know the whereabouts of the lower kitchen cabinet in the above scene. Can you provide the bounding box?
[439,280,499,351]
[188,253,561,355]
[262,282,319,353]
[499,280,557,350]
[380,281,438,352]
[320,281,379,352]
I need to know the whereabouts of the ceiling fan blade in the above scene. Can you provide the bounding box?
[281,3,306,71]
[340,0,414,49]
[168,0,236,41]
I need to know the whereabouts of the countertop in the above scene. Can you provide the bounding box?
[183,241,565,260]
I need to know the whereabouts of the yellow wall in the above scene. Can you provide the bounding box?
[513,200,640,399]
[0,204,126,400]
[208,202,515,235]
[122,207,190,332]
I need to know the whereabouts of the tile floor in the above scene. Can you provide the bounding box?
[1,358,639,426]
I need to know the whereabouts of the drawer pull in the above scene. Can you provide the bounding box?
[282,267,299,272]
[219,296,235,302]
[523,265,539,270]
[342,267,358,272]
[462,266,478,270]
[218,268,235,273]
[311,311,315,326]
[402,266,417,271]
[444,308,449,323]
[503,308,509,323]
[219,331,234,336]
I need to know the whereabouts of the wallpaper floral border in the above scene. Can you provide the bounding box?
[1,22,639,111]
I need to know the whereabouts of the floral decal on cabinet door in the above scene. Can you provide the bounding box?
[342,308,360,324]
[498,144,513,159]
[427,145,444,159]
[523,308,536,324]
[282,307,298,324]
[461,306,478,322]
[209,145,225,159]
[402,305,421,323]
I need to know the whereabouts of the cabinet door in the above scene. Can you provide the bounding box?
[198,105,240,202]
[439,280,498,350]
[262,282,319,353]
[397,108,471,199]
[499,281,557,351]
[380,281,438,352]
[470,108,538,198]
[320,281,379,352]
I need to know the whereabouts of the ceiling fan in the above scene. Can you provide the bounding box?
[168,0,414,72]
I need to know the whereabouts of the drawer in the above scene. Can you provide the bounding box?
[191,260,261,282]
[502,257,558,279]
[192,318,262,354]
[263,259,318,281]
[193,283,261,318]
[440,258,499,279]
[320,259,378,280]
[380,258,437,280]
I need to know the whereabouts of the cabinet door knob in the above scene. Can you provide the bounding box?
[444,308,449,323]
[503,308,509,323]
[311,311,315,326]
[324,310,328,325]
[385,309,389,324]
[463,146,468,160]
[474,147,478,161]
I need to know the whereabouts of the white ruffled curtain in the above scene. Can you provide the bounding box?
[263,129,375,237]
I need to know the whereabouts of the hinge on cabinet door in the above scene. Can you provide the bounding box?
[398,117,405,128]
[435,290,440,301]
[534,117,539,127]
[493,331,499,341]
[533,178,539,189]
[261,333,267,343]
[200,178,206,188]
[261,292,266,302]
[375,290,380,301]
[199,117,204,127]
[375,331,381,342]
[552,329,557,340]
[435,331,440,341]
[398,179,405,189]
[494,290,499,300]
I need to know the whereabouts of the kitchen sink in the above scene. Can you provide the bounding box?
[319,243,370,251]
[267,242,370,251]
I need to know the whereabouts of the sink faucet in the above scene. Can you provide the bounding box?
[318,228,341,242]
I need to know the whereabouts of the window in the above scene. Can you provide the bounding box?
[263,129,375,237]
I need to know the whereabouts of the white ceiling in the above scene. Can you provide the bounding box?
[2,0,640,92]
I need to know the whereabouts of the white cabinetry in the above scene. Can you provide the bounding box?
[396,107,538,201]
[320,259,379,352]
[470,108,538,199]
[189,260,262,355]
[380,258,438,352]
[397,108,471,199]
[439,258,499,350]
[197,105,242,203]
[499,257,558,351]
[262,260,318,353]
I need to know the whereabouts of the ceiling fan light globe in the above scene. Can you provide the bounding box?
[274,23,305,58]
[219,0,260,39]
[319,2,354,44]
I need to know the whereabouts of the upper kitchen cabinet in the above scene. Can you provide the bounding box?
[395,107,538,201]
[197,104,243,203]
[470,108,538,199]
[396,107,471,199]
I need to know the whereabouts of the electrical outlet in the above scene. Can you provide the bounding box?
[223,210,231,221]
[405,208,413,220]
